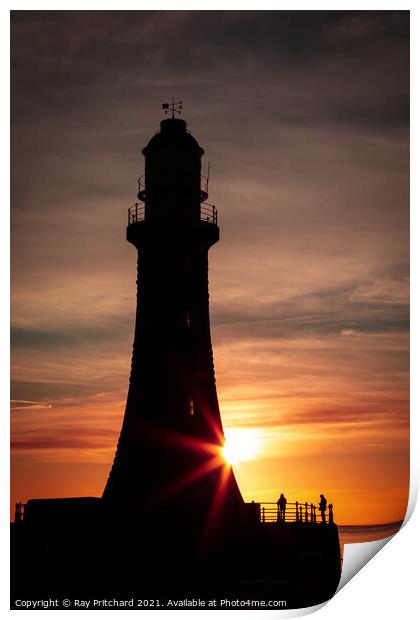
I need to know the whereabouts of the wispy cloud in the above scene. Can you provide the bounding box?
[11,400,52,411]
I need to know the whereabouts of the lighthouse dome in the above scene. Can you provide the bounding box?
[142,118,204,156]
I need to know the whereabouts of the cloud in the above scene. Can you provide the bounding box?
[349,277,409,305]
[229,402,409,430]
[11,427,117,451]
[211,276,409,341]
[11,400,52,411]
[11,322,131,349]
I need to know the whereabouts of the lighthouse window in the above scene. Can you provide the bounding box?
[188,399,195,416]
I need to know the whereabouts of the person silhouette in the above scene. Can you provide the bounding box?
[319,494,327,523]
[277,493,287,522]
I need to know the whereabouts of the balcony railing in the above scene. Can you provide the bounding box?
[128,202,217,226]
[128,202,145,225]
[258,501,335,524]
[200,203,217,224]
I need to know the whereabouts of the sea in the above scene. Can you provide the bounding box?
[338,521,403,560]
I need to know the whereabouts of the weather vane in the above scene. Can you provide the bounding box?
[162,97,183,119]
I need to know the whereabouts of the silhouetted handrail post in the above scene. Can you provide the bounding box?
[255,499,336,524]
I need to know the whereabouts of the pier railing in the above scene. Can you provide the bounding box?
[128,202,217,226]
[14,499,334,526]
[259,501,334,524]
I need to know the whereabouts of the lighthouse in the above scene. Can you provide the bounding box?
[102,102,243,548]
[12,104,342,607]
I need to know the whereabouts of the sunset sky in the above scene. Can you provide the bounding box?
[11,11,409,524]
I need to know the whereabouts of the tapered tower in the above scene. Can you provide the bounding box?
[12,106,342,607]
[103,107,243,546]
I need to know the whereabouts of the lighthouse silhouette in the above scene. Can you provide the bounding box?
[102,103,244,552]
[11,105,342,607]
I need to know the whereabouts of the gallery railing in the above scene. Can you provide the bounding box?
[128,202,217,226]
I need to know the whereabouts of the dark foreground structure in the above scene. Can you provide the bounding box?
[11,109,341,609]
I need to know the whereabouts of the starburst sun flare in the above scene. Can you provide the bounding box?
[222,428,260,466]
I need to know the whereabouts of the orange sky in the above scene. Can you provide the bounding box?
[11,11,409,525]
[11,323,409,524]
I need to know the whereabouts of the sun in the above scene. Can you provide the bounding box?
[222,428,260,465]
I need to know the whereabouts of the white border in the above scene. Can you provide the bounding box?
[2,3,418,619]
